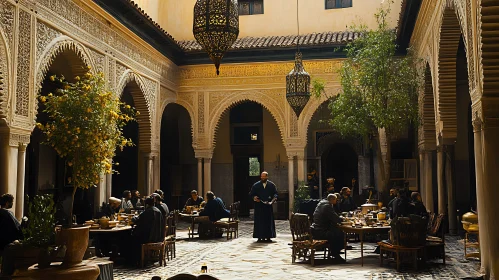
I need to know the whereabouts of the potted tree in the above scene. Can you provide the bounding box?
[37,68,136,266]
[312,3,422,196]
[22,194,57,268]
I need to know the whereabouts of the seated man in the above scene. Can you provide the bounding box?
[339,187,356,212]
[0,194,22,251]
[310,194,345,262]
[392,188,414,219]
[129,197,163,265]
[120,190,134,213]
[1,194,23,276]
[197,192,229,238]
[130,190,143,209]
[411,192,429,218]
[199,192,230,222]
[153,190,170,217]
[388,188,399,219]
[99,197,121,218]
[184,190,204,209]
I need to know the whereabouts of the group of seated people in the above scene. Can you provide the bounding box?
[324,187,357,213]
[388,188,428,219]
[183,190,231,238]
[308,187,429,264]
[96,189,171,266]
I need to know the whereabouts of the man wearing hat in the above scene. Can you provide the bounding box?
[100,197,121,218]
[151,191,169,218]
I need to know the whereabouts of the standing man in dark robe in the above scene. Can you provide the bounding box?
[249,171,278,242]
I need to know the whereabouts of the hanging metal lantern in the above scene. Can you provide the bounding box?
[193,0,239,75]
[286,52,311,117]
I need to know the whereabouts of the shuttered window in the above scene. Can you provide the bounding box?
[325,0,353,9]
[239,0,264,15]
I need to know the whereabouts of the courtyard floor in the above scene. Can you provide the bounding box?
[114,220,482,280]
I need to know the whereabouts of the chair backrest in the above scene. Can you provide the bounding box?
[229,202,240,222]
[289,213,312,242]
[391,215,428,247]
[427,212,436,234]
[166,214,176,237]
[428,213,445,237]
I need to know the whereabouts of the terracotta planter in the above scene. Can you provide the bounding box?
[56,225,90,267]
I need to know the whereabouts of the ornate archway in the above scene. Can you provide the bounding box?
[34,36,95,123]
[208,90,286,150]
[117,71,153,153]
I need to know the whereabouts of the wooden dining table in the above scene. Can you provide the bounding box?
[179,213,200,239]
[89,225,132,258]
[340,225,391,266]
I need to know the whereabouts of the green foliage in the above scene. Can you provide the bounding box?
[37,69,137,190]
[314,3,422,138]
[249,157,260,176]
[22,194,56,248]
[311,78,326,98]
[294,181,311,213]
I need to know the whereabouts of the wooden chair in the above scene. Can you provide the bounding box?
[141,242,165,268]
[379,215,427,271]
[214,202,240,240]
[164,212,178,262]
[425,213,446,264]
[289,213,329,266]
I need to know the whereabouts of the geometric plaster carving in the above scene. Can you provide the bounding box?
[0,28,9,122]
[418,64,437,150]
[437,5,461,140]
[15,10,32,117]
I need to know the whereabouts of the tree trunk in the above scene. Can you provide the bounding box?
[384,132,392,194]
[374,132,387,192]
[68,185,77,227]
[374,130,391,195]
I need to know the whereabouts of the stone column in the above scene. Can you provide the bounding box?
[106,173,112,199]
[437,145,446,214]
[203,158,212,194]
[197,158,203,195]
[424,151,434,213]
[317,157,322,199]
[297,154,306,182]
[145,154,154,194]
[95,174,106,213]
[0,138,19,212]
[474,112,499,279]
[445,146,457,235]
[15,144,27,220]
[153,153,160,192]
[419,151,426,206]
[288,156,295,217]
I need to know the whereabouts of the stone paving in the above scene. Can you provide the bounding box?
[114,220,482,280]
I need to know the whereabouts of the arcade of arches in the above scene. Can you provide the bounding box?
[0,0,498,277]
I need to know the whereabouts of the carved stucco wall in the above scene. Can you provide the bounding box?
[176,60,342,155]
[1,0,178,150]
[411,0,489,149]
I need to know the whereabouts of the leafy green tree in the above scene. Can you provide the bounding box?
[313,4,421,194]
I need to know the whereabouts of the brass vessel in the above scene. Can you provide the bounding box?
[461,212,479,232]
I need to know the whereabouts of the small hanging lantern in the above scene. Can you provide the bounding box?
[193,0,239,75]
[286,51,311,117]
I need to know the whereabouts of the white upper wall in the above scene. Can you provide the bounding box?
[133,0,403,41]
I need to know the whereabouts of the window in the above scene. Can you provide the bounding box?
[325,0,352,9]
[250,134,258,141]
[239,0,264,15]
[249,157,261,176]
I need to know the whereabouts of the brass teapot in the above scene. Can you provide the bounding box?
[461,211,479,232]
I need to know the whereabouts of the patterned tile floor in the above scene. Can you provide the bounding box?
[113,220,482,280]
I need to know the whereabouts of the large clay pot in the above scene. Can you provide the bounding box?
[56,225,90,267]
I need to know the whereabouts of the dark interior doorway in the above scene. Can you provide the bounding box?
[112,86,139,198]
[322,143,358,193]
[230,102,263,216]
[160,103,195,210]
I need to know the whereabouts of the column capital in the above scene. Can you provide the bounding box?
[472,110,484,133]
[0,131,31,147]
[194,149,213,159]
[18,143,27,152]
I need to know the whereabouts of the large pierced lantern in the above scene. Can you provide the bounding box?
[286,52,311,116]
[193,0,239,75]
